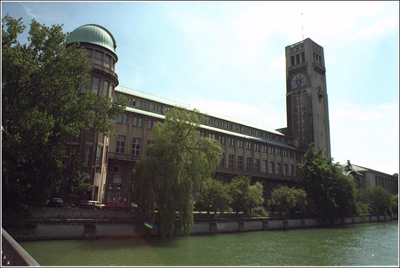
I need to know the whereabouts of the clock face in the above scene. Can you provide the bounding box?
[292,74,306,88]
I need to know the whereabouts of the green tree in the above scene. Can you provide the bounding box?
[60,151,92,206]
[228,175,251,215]
[298,144,358,218]
[268,185,308,217]
[198,178,231,214]
[360,186,393,215]
[2,15,126,214]
[391,195,398,215]
[132,108,222,238]
[248,182,264,213]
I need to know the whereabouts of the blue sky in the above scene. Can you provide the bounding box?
[2,1,399,174]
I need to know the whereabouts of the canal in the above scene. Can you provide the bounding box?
[20,221,398,266]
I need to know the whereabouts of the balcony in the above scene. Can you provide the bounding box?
[108,152,139,162]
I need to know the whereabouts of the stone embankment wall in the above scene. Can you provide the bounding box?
[3,208,398,241]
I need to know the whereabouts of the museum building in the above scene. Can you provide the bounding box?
[65,24,397,205]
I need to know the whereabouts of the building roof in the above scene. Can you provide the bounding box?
[66,24,117,53]
[351,164,397,178]
[117,85,286,137]
[125,106,297,150]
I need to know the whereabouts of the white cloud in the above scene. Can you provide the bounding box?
[330,102,399,174]
[19,2,37,18]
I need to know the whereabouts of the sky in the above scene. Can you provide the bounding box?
[2,1,399,175]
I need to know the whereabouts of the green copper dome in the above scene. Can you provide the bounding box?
[66,24,117,53]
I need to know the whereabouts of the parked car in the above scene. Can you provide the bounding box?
[46,198,64,207]
[75,200,105,210]
[103,202,130,211]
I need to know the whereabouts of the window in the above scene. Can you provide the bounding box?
[140,100,149,109]
[117,114,128,124]
[127,97,135,106]
[94,50,103,60]
[283,150,288,157]
[147,120,154,130]
[283,164,288,175]
[255,159,260,172]
[105,54,111,65]
[199,131,205,137]
[131,137,141,156]
[92,77,100,94]
[113,165,122,184]
[291,55,295,66]
[262,160,267,173]
[246,157,252,171]
[133,117,142,127]
[237,140,243,148]
[103,81,109,97]
[218,135,225,145]
[254,144,260,152]
[153,104,162,113]
[262,145,267,153]
[220,153,224,168]
[238,156,243,170]
[208,133,215,139]
[86,49,92,58]
[96,145,102,166]
[277,163,281,175]
[270,161,275,174]
[228,137,234,146]
[84,146,92,166]
[116,135,125,153]
[291,165,295,177]
[246,141,251,150]
[269,146,275,155]
[229,154,234,169]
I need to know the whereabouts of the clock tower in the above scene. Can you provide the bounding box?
[285,38,331,158]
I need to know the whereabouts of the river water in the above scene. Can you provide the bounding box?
[20,221,398,266]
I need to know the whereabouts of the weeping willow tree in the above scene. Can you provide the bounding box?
[132,108,222,238]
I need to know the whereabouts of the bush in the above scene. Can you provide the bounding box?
[251,206,268,217]
[360,186,392,215]
[356,201,371,215]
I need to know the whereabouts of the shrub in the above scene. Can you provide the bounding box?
[251,206,268,217]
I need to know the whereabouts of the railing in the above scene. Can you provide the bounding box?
[92,63,118,80]
[216,167,297,181]
[2,228,40,266]
[108,152,139,162]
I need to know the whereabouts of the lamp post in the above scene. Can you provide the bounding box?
[117,185,121,205]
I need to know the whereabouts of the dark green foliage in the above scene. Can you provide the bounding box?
[60,151,92,206]
[360,186,393,215]
[251,206,268,217]
[2,15,125,214]
[298,144,358,218]
[268,185,308,217]
[391,195,398,215]
[198,178,231,214]
[132,108,222,238]
[228,175,251,214]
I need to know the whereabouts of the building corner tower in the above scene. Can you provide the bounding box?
[66,24,119,202]
[285,38,331,158]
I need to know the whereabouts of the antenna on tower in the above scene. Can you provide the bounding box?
[301,13,304,40]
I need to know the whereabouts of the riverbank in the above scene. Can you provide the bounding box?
[2,207,397,241]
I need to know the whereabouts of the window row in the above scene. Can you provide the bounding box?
[291,52,305,67]
[87,48,115,71]
[115,135,152,155]
[90,76,112,98]
[117,114,156,130]
[84,145,105,167]
[221,155,296,177]
[204,133,299,159]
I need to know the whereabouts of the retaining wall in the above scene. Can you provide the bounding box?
[4,214,398,241]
